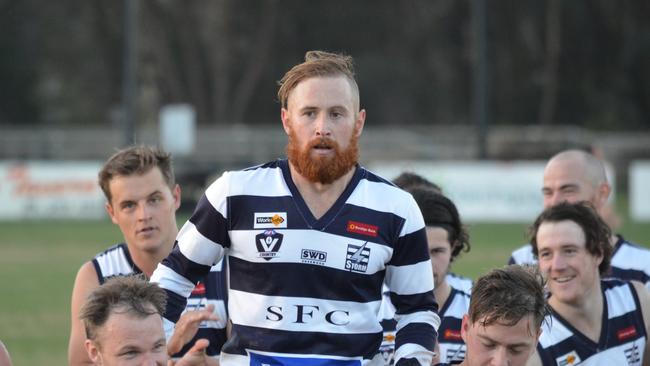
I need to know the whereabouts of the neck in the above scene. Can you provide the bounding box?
[288,161,356,219]
[128,238,176,278]
[434,279,452,308]
[549,279,603,340]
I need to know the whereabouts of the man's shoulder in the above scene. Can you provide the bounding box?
[509,243,536,265]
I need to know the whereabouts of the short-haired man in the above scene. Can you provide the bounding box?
[526,202,650,365]
[80,275,209,366]
[151,51,440,365]
[435,265,547,366]
[69,146,227,365]
[508,149,650,289]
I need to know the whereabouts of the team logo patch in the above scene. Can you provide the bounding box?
[345,242,370,273]
[301,249,327,265]
[556,351,580,366]
[347,221,378,237]
[617,325,638,341]
[255,229,283,260]
[254,212,287,229]
[444,329,462,341]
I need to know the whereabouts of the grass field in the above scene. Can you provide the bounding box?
[0,200,648,365]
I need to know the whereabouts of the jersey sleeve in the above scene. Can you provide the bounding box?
[151,171,232,328]
[385,194,440,365]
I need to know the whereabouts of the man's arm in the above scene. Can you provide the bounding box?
[68,262,100,366]
[152,177,231,337]
[167,304,219,357]
[386,197,440,365]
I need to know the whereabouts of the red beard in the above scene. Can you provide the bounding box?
[286,129,359,184]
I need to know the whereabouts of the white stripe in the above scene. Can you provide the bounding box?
[212,166,291,199]
[228,289,383,334]
[177,221,225,266]
[444,292,471,319]
[95,246,133,276]
[219,353,381,366]
[612,242,650,274]
[393,343,435,366]
[229,229,392,275]
[539,315,573,347]
[385,260,435,295]
[395,310,441,333]
[605,283,637,319]
[150,263,196,298]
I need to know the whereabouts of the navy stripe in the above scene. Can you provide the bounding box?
[390,291,439,315]
[229,256,384,302]
[329,203,405,247]
[395,359,421,366]
[161,246,212,285]
[388,228,430,266]
[163,289,188,323]
[91,259,105,284]
[381,318,397,332]
[395,322,437,352]
[243,160,281,171]
[222,323,382,359]
[173,328,227,357]
[608,267,650,285]
[189,195,231,247]
[229,195,311,231]
[362,169,395,186]
[439,317,463,344]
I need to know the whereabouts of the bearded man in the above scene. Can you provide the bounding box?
[151,51,440,366]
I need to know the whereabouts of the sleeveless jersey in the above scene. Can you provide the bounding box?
[92,243,228,357]
[151,159,440,366]
[537,279,647,365]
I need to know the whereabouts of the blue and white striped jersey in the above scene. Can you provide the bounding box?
[508,236,650,290]
[537,279,647,365]
[379,286,470,365]
[436,288,470,364]
[151,160,440,366]
[93,243,228,358]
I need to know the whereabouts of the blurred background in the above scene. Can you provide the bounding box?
[0,0,649,364]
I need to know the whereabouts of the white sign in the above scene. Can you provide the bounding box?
[0,161,105,220]
[368,160,545,223]
[160,104,196,156]
[630,161,650,221]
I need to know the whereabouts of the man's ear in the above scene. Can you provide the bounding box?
[105,202,118,225]
[85,339,101,364]
[281,109,291,136]
[172,184,181,211]
[461,313,470,343]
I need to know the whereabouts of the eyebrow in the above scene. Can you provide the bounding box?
[477,334,529,348]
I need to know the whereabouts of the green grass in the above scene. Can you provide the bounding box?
[0,204,648,365]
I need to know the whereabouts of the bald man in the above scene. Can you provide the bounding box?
[508,149,650,289]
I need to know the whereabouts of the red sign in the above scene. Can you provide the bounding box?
[347,221,378,237]
[617,326,637,341]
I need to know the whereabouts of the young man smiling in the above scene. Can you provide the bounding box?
[527,202,650,366]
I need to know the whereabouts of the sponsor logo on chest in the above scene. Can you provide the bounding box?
[556,350,580,366]
[255,229,283,260]
[345,242,370,273]
[254,212,287,229]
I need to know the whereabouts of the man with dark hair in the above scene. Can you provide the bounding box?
[151,51,440,365]
[69,146,227,365]
[380,186,471,365]
[526,202,650,365]
[81,276,209,366]
[435,265,546,366]
[391,172,442,193]
[509,149,650,289]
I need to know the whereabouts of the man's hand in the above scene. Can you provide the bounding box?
[168,339,216,366]
[167,304,219,357]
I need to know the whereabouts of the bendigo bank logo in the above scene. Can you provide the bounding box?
[345,242,370,273]
[255,229,283,260]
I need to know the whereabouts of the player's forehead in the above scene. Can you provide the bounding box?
[99,311,165,347]
[108,168,170,203]
[537,220,586,249]
[287,76,357,110]
[474,315,537,344]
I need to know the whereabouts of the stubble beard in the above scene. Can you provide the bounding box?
[286,129,359,185]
